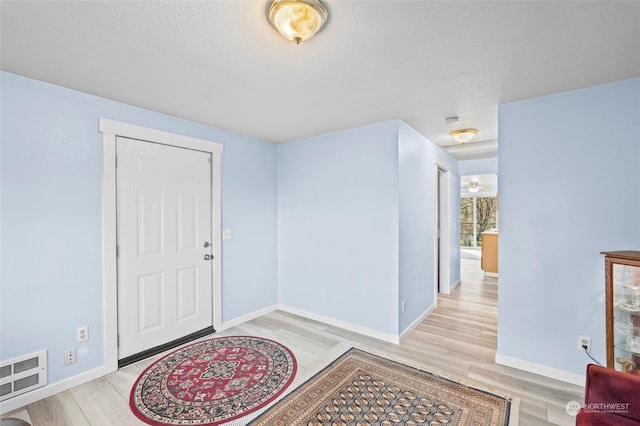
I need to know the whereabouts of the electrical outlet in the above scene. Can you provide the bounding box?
[64,349,77,366]
[402,300,406,313]
[578,336,592,352]
[77,326,89,343]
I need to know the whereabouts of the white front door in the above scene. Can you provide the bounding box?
[116,136,213,359]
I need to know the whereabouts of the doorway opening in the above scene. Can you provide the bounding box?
[460,174,498,262]
[436,166,451,294]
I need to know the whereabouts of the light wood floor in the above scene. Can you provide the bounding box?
[2,258,584,425]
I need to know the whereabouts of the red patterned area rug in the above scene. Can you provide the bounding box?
[130,336,297,426]
[250,348,519,426]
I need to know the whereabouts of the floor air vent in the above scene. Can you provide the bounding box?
[0,351,47,401]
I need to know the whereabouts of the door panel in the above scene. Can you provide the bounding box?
[117,137,213,359]
[139,273,164,331]
[138,189,164,256]
[177,191,198,251]
[177,267,198,320]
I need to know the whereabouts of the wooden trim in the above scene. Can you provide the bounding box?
[601,251,640,262]
[604,255,614,368]
[602,251,640,370]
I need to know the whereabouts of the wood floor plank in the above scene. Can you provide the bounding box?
[518,398,551,425]
[68,378,144,425]
[0,408,32,424]
[547,402,579,426]
[104,364,143,401]
[25,391,88,426]
[467,363,583,403]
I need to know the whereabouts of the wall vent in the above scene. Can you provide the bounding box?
[0,351,47,401]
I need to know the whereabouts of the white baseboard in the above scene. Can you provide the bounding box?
[399,303,435,342]
[450,279,461,291]
[220,304,278,331]
[495,353,585,386]
[0,365,111,415]
[278,304,400,344]
[484,272,498,278]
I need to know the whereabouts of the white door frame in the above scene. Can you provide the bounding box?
[434,161,452,295]
[99,118,223,373]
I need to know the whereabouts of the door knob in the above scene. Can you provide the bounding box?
[204,242,211,248]
[204,254,213,261]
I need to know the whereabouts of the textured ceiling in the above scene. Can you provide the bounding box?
[2,1,639,159]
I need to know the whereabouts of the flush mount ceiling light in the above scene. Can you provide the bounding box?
[267,0,328,44]
[450,129,477,144]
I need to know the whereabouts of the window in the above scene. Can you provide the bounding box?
[460,195,497,247]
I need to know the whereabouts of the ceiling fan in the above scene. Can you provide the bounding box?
[463,181,490,193]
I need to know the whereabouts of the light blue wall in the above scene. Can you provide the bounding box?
[277,120,460,336]
[459,158,498,176]
[498,77,640,376]
[219,138,278,319]
[398,122,460,332]
[1,70,462,392]
[277,121,401,335]
[0,72,278,384]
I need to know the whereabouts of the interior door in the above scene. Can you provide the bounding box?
[116,136,213,360]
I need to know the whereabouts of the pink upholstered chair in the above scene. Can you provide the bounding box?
[576,364,640,425]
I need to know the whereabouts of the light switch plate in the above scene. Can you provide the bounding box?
[223,229,233,240]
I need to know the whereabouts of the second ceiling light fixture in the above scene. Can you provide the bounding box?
[450,129,478,144]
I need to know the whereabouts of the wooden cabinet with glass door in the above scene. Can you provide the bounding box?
[603,251,640,374]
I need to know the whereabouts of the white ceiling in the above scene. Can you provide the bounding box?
[2,1,639,159]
